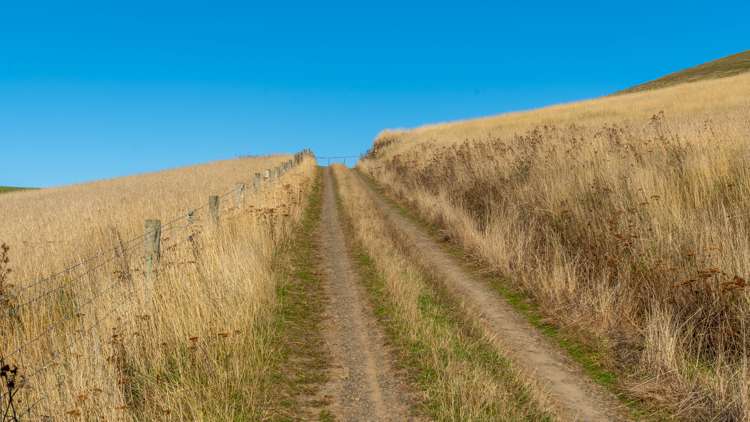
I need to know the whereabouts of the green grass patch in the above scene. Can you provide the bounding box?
[0,186,33,194]
[267,167,331,421]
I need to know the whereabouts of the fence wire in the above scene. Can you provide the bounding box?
[1,152,313,421]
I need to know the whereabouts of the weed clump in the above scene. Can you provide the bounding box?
[0,243,14,313]
[0,243,19,332]
[0,357,21,422]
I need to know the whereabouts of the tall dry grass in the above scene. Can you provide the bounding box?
[0,155,316,420]
[332,165,554,421]
[360,73,750,419]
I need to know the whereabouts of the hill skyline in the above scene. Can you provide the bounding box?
[3,1,749,187]
[617,49,750,94]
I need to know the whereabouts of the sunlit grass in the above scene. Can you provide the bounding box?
[360,71,750,420]
[0,155,316,420]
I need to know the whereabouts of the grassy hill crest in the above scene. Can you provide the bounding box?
[618,49,750,94]
[0,186,29,194]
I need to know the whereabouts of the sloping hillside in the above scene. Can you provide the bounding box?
[618,49,750,94]
[360,71,750,420]
[0,186,29,194]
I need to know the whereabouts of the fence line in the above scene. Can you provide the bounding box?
[7,252,148,358]
[12,152,310,295]
[11,152,309,324]
[13,213,198,313]
[16,228,209,419]
[17,284,144,419]
[0,150,314,421]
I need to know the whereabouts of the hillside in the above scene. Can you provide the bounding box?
[617,49,750,94]
[360,71,750,419]
[0,154,317,419]
[0,186,28,194]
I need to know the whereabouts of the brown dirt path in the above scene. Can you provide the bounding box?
[316,168,413,421]
[355,170,630,422]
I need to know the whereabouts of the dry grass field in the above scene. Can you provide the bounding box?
[359,72,750,419]
[0,154,316,420]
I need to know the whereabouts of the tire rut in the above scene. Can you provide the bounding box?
[356,170,630,422]
[317,168,412,421]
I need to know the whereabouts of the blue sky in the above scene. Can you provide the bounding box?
[1,1,748,187]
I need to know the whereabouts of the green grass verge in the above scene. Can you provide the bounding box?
[355,169,665,420]
[268,167,331,421]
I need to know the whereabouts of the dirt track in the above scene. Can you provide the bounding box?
[316,168,411,421]
[355,170,630,422]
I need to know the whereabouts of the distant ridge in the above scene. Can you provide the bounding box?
[617,50,750,94]
[0,186,31,194]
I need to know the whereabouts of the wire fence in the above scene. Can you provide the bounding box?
[317,155,360,166]
[0,150,314,421]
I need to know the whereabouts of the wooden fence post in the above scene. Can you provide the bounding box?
[144,219,161,304]
[235,183,246,209]
[209,195,220,225]
[253,173,262,192]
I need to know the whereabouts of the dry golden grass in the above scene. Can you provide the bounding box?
[0,154,316,420]
[360,72,750,419]
[332,165,554,421]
